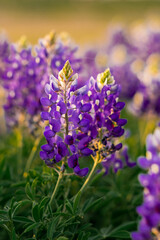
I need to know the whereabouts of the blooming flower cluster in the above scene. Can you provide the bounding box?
[132,124,160,240]
[40,60,127,176]
[0,32,82,131]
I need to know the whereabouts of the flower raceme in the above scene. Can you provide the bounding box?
[132,124,160,240]
[40,60,127,177]
[1,32,82,131]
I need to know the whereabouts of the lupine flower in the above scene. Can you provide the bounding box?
[1,32,82,132]
[132,124,160,240]
[40,60,127,177]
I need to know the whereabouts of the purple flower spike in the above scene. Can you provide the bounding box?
[40,61,127,177]
[131,124,160,240]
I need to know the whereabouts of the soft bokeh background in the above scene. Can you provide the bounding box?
[1,0,160,45]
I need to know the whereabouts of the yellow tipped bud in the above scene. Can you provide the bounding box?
[58,60,73,82]
[97,68,114,89]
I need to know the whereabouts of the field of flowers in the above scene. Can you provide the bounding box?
[1,1,160,240]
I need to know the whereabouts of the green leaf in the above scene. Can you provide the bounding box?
[57,237,69,240]
[12,200,31,217]
[39,196,49,209]
[31,178,38,198]
[11,228,17,240]
[0,210,7,215]
[83,197,104,213]
[47,216,59,240]
[73,191,81,213]
[39,196,49,219]
[1,224,11,233]
[109,230,130,238]
[23,222,40,234]
[25,183,33,200]
[100,227,112,238]
[109,221,137,234]
[65,200,73,214]
[13,216,34,224]
[32,203,39,222]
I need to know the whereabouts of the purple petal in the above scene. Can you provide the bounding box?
[81,148,93,156]
[41,112,50,120]
[40,151,48,160]
[106,119,113,131]
[50,119,61,132]
[138,157,150,169]
[68,154,78,168]
[41,144,53,151]
[74,166,89,177]
[81,103,92,112]
[110,113,119,121]
[40,97,52,106]
[44,130,55,138]
[117,119,127,126]
[65,135,74,145]
[55,154,62,162]
[58,101,67,114]
[115,102,125,110]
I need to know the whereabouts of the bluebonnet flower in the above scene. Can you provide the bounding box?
[40,60,127,177]
[1,32,83,132]
[132,124,160,240]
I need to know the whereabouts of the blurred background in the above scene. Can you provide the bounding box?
[1,0,160,45]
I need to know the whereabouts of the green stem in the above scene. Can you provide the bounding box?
[24,133,42,172]
[79,155,99,194]
[49,171,63,207]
